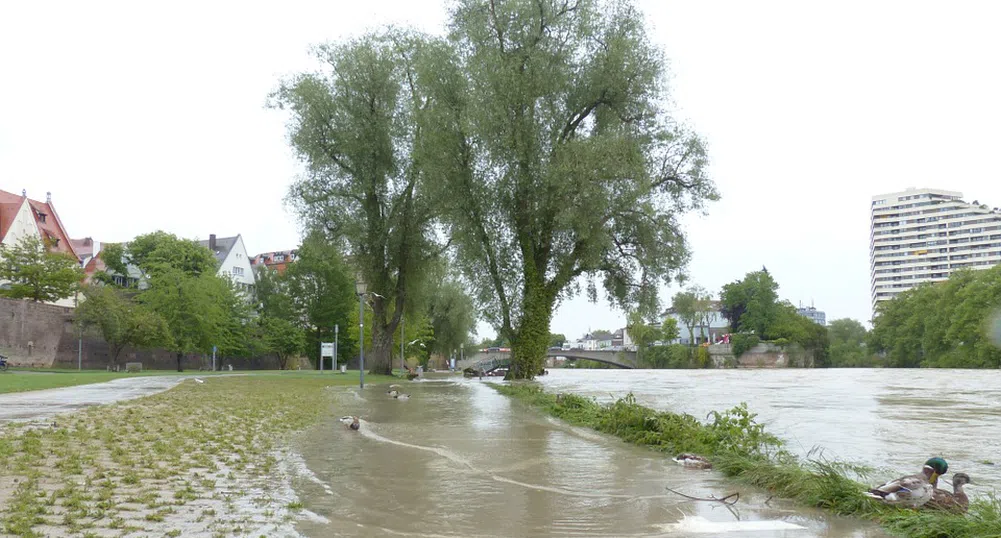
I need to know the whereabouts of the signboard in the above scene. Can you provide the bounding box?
[320,343,334,358]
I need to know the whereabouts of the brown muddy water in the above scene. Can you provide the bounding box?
[291,374,892,537]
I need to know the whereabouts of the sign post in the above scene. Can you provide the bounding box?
[320,342,334,372]
[212,345,217,372]
[334,325,339,372]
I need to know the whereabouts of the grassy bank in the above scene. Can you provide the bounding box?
[0,372,394,537]
[492,384,1001,538]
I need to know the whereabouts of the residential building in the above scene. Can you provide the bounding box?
[82,244,144,289]
[796,305,826,326]
[611,328,634,349]
[197,234,256,293]
[0,189,80,306]
[663,302,729,345]
[251,249,298,274]
[870,188,1001,311]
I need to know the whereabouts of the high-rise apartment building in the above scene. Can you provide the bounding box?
[870,188,1001,311]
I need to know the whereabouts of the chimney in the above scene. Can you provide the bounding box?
[46,192,52,203]
[21,189,26,197]
[209,234,217,251]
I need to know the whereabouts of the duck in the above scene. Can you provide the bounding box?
[389,384,402,389]
[673,454,712,470]
[339,416,361,431]
[394,393,411,400]
[925,472,971,514]
[387,390,400,397]
[864,457,949,508]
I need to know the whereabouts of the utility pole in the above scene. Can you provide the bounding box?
[400,316,405,373]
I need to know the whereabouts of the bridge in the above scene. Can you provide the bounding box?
[459,349,638,373]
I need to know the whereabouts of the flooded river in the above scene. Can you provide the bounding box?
[287,371,936,537]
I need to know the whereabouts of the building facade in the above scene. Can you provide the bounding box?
[871,188,1001,310]
[251,249,298,274]
[796,306,826,326]
[663,303,730,345]
[198,234,256,293]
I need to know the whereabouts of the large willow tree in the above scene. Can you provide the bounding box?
[273,32,443,375]
[419,0,717,378]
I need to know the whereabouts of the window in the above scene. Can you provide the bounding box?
[232,267,244,276]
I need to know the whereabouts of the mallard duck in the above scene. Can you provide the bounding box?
[387,390,400,397]
[865,458,949,507]
[394,393,411,400]
[925,473,971,514]
[389,384,401,389]
[339,416,360,430]
[673,454,712,470]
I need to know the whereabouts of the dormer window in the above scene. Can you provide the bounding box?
[37,211,47,223]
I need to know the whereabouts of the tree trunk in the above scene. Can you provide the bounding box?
[176,352,183,372]
[506,286,553,380]
[368,322,395,376]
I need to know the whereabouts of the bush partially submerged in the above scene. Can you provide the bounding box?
[493,384,1001,538]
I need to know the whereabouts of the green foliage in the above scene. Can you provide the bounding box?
[548,333,567,347]
[257,232,357,367]
[730,334,759,358]
[828,318,873,367]
[424,0,717,378]
[660,318,680,343]
[0,236,83,303]
[626,312,661,348]
[76,285,170,367]
[260,317,306,370]
[274,30,443,375]
[720,267,778,336]
[114,231,218,278]
[495,384,1001,538]
[426,280,477,358]
[642,344,701,368]
[671,285,715,345]
[869,266,1001,368]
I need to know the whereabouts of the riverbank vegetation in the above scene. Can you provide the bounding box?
[0,372,390,537]
[493,383,1001,538]
[868,265,1001,368]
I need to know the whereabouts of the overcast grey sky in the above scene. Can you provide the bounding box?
[2,1,999,340]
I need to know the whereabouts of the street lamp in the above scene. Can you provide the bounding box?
[355,277,367,389]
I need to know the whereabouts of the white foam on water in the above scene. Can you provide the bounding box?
[664,515,806,533]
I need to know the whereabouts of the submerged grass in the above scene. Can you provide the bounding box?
[0,372,395,536]
[492,383,1001,538]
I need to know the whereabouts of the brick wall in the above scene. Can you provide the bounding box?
[0,297,279,370]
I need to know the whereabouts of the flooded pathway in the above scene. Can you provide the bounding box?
[0,375,189,422]
[292,377,884,537]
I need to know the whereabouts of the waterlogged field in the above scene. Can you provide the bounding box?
[0,370,231,395]
[0,372,393,537]
[493,383,1001,538]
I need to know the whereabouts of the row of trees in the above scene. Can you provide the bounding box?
[868,266,1001,368]
[274,0,718,379]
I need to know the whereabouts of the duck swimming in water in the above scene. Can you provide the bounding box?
[339,416,361,430]
[673,454,712,470]
[925,472,971,514]
[387,390,400,397]
[865,457,949,508]
[394,393,410,400]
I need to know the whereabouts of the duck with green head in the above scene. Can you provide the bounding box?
[864,457,949,508]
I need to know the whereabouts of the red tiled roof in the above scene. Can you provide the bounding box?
[0,189,78,260]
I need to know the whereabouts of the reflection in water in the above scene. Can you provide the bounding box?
[294,377,885,537]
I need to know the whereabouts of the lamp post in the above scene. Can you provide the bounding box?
[355,277,367,389]
[400,316,405,374]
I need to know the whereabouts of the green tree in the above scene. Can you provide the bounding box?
[661,317,680,343]
[107,231,218,278]
[0,236,83,302]
[261,316,307,370]
[827,318,869,367]
[671,285,714,345]
[720,268,778,336]
[423,0,717,378]
[273,31,444,376]
[76,284,170,368]
[549,333,567,347]
[426,280,477,359]
[626,312,662,364]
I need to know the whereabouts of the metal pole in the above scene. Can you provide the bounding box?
[76,292,82,371]
[400,316,404,374]
[335,324,339,372]
[319,341,323,372]
[359,294,365,389]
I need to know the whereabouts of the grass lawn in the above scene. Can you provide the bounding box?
[0,368,397,395]
[0,372,397,536]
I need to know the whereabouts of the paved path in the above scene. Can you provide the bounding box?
[0,376,190,423]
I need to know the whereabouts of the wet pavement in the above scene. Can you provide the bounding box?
[0,375,190,422]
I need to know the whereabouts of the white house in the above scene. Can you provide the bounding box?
[663,303,730,345]
[0,189,81,307]
[198,234,256,293]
